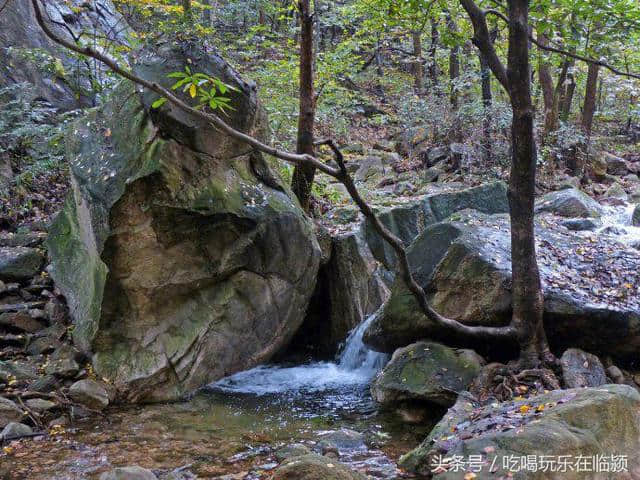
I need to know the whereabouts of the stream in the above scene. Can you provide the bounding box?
[9,314,434,480]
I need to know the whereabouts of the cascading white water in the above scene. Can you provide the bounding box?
[597,203,640,246]
[211,312,388,395]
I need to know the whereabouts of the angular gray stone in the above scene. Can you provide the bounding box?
[69,379,110,410]
[275,444,313,462]
[561,217,599,231]
[0,397,24,428]
[0,422,32,440]
[0,247,44,281]
[535,188,602,218]
[604,152,629,176]
[560,348,608,388]
[25,398,57,413]
[400,384,640,479]
[99,467,158,480]
[633,204,640,227]
[46,40,320,402]
[371,342,484,408]
[365,210,640,363]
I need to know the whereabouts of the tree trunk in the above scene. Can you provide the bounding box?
[447,15,460,109]
[290,0,316,212]
[561,72,576,121]
[581,62,600,137]
[428,19,439,87]
[506,0,548,364]
[537,33,557,137]
[412,30,423,94]
[479,48,492,163]
[182,0,192,18]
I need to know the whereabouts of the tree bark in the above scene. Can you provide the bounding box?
[412,30,424,94]
[537,33,557,137]
[182,0,192,18]
[506,0,548,364]
[428,19,439,87]
[290,0,316,212]
[581,62,600,136]
[447,15,460,109]
[479,46,492,163]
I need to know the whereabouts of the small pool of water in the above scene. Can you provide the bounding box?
[8,315,434,480]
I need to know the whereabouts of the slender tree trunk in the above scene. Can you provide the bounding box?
[479,48,492,163]
[447,15,460,109]
[428,19,439,87]
[412,30,424,94]
[561,72,576,121]
[506,0,548,364]
[537,33,557,138]
[290,0,316,212]
[581,62,600,136]
[182,0,192,18]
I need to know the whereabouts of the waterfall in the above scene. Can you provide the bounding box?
[211,311,388,395]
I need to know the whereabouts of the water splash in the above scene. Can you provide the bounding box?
[211,312,388,395]
[598,203,640,246]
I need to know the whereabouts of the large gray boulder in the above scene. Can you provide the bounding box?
[363,181,509,269]
[399,384,640,479]
[0,247,45,281]
[273,454,366,480]
[364,210,640,363]
[47,40,321,402]
[535,188,602,218]
[0,0,129,110]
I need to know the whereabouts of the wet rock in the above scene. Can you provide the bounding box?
[69,379,110,410]
[365,210,640,362]
[46,40,320,402]
[633,204,640,227]
[560,348,608,388]
[275,444,312,462]
[99,466,158,480]
[26,335,61,356]
[561,217,599,231]
[0,360,37,383]
[0,422,32,440]
[0,397,24,428]
[273,454,366,480]
[25,398,57,413]
[0,247,44,281]
[399,384,640,479]
[372,342,484,408]
[535,188,602,218]
[317,429,365,450]
[354,156,385,182]
[0,312,46,333]
[604,152,630,176]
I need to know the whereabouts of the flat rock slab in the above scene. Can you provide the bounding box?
[400,384,640,479]
[0,247,44,281]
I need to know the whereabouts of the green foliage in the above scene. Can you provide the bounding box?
[152,66,237,113]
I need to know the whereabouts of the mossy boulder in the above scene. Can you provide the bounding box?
[47,40,320,402]
[364,210,640,363]
[273,454,366,480]
[535,188,602,218]
[399,384,640,479]
[371,341,484,408]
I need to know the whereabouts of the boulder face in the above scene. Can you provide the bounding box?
[365,210,640,363]
[399,384,640,479]
[535,188,602,218]
[371,341,484,408]
[0,0,129,111]
[47,40,321,402]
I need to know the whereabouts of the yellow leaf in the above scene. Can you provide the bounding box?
[464,473,477,480]
[189,84,197,98]
[519,405,530,414]
[536,404,545,412]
